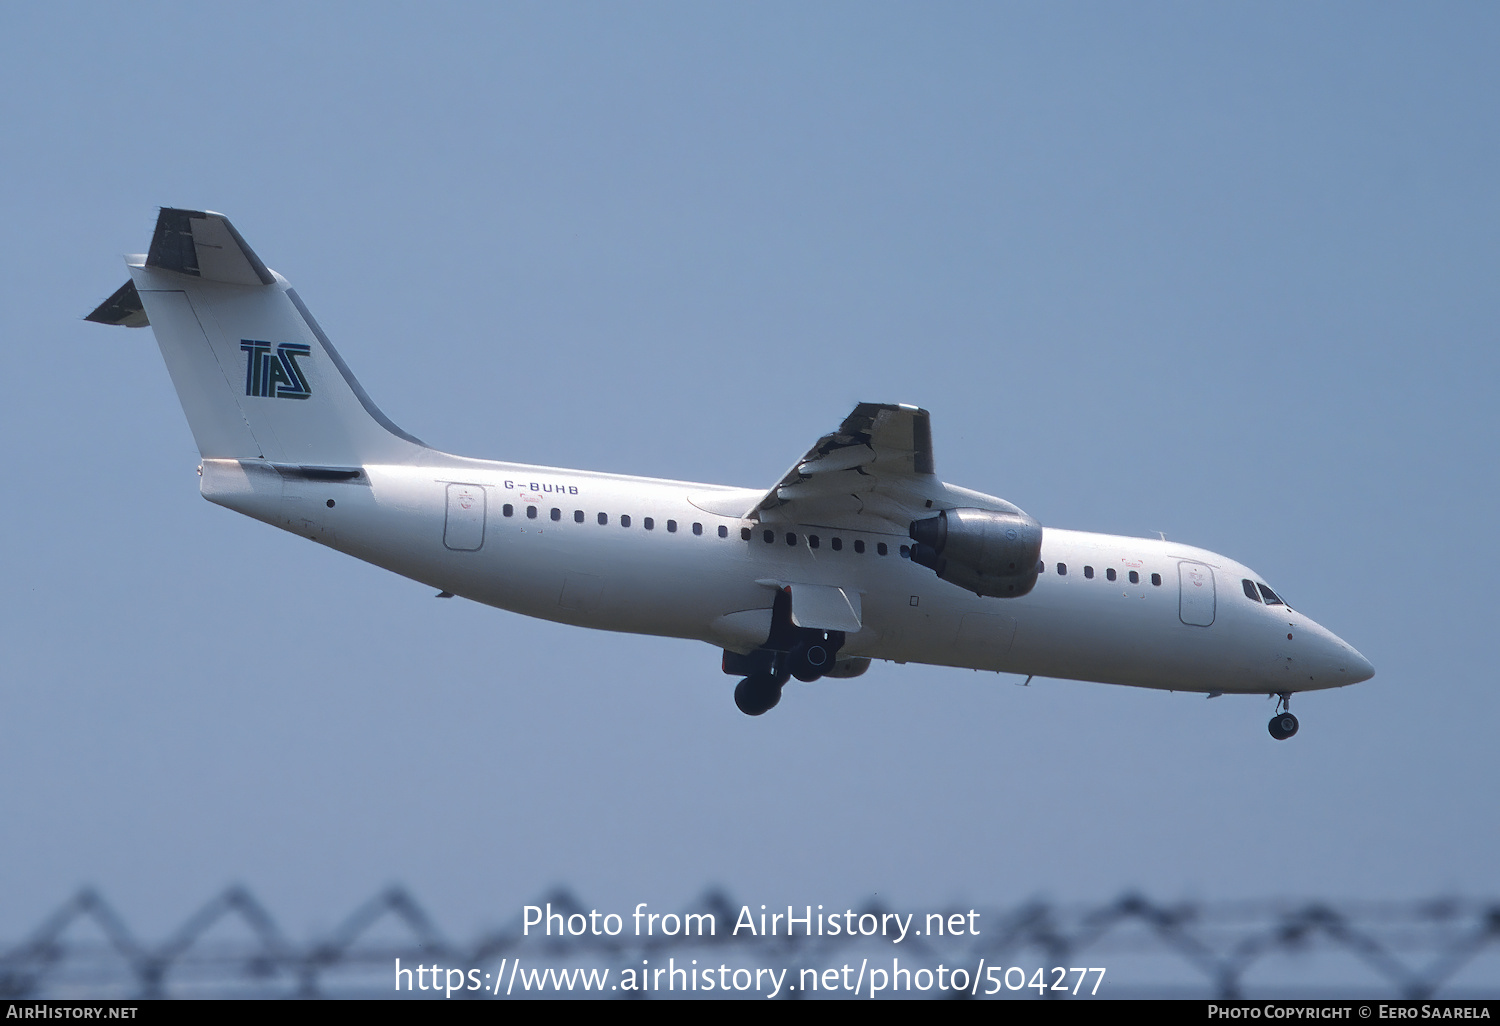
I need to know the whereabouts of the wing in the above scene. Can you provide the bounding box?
[748,402,937,529]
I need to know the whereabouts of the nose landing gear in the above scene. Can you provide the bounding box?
[1268,693,1299,740]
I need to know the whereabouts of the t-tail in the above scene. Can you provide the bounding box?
[88,208,429,470]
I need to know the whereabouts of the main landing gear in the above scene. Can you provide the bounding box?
[725,589,846,716]
[727,636,845,716]
[734,671,786,716]
[1268,693,1299,741]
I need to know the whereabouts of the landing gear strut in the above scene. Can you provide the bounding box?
[1268,693,1299,741]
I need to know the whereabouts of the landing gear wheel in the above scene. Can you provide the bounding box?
[734,672,782,716]
[790,642,834,683]
[1268,712,1299,740]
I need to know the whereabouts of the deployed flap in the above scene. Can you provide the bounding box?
[788,583,862,632]
[749,402,935,527]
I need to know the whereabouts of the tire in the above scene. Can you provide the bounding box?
[734,673,782,716]
[1268,713,1299,740]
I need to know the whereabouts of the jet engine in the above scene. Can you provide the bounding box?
[908,508,1043,598]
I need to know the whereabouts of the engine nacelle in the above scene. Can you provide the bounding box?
[908,508,1043,598]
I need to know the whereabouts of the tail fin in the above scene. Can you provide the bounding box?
[88,209,427,467]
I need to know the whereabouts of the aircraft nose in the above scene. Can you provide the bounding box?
[1317,630,1375,686]
[1342,645,1375,685]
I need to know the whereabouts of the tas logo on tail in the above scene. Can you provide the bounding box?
[241,341,312,400]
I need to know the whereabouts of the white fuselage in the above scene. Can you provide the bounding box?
[201,454,1372,697]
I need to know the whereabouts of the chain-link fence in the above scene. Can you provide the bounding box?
[3,888,1497,999]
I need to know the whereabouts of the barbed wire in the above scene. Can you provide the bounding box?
[1,888,1497,999]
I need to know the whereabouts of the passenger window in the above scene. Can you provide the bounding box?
[1106,568,1117,582]
[693,523,703,536]
[809,535,820,549]
[1057,563,1067,576]
[877,542,888,556]
[899,544,910,558]
[597,512,608,526]
[1243,579,1261,601]
[832,537,843,551]
[644,517,654,530]
[526,505,537,519]
[1036,561,1045,573]
[716,525,726,538]
[503,503,514,518]
[667,520,677,533]
[621,515,632,528]
[740,527,751,540]
[786,533,797,546]
[1257,583,1285,606]
[574,510,584,523]
[550,508,561,521]
[1084,566,1094,579]
[763,530,775,544]
[1151,573,1161,586]
[854,540,866,554]
[1129,570,1139,584]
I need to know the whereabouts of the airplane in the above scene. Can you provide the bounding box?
[88,208,1374,738]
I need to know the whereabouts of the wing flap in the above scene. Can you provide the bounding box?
[749,402,936,525]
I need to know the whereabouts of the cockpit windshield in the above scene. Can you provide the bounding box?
[1242,578,1290,608]
[1256,583,1285,606]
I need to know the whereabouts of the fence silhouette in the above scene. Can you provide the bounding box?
[2,888,1497,998]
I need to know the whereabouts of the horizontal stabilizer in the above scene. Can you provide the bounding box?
[145,208,275,285]
[86,279,148,327]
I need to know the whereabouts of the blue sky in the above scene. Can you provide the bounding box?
[1,2,1496,969]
